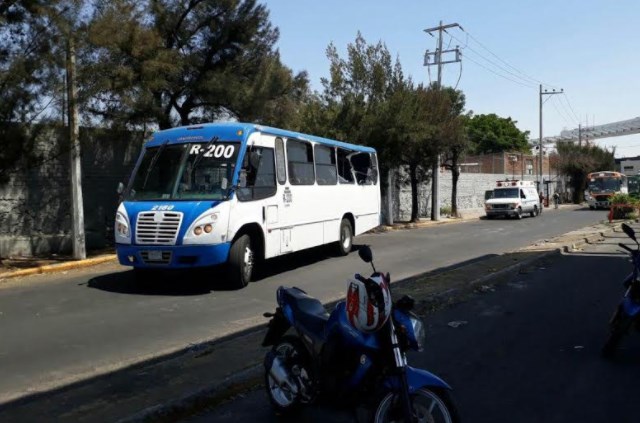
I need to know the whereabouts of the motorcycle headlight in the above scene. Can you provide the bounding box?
[409,316,426,352]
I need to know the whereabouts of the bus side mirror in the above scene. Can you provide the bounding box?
[117,182,124,194]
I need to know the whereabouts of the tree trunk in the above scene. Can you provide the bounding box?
[451,160,460,217]
[571,173,586,204]
[410,164,419,222]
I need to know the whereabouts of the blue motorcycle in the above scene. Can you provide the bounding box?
[262,246,459,422]
[602,223,640,358]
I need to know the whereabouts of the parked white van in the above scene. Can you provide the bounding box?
[485,180,541,219]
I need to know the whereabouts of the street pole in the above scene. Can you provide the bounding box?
[578,124,582,147]
[538,84,563,196]
[423,21,461,221]
[539,84,543,192]
[67,37,86,260]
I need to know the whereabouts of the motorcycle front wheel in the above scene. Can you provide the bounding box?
[264,336,312,414]
[373,387,460,423]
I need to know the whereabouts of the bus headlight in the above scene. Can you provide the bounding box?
[191,213,219,237]
[115,211,131,243]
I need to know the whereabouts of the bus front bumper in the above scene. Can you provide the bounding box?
[116,243,231,269]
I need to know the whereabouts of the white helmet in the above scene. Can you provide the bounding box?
[346,273,392,333]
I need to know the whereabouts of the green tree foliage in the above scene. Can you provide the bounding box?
[82,0,308,129]
[467,113,530,154]
[556,142,615,203]
[299,33,467,222]
[438,86,469,217]
[0,0,64,182]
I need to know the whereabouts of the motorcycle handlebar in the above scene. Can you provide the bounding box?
[619,243,634,253]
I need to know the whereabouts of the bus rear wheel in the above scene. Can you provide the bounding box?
[228,234,254,289]
[335,218,353,256]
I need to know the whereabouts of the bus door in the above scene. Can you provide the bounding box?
[235,136,280,257]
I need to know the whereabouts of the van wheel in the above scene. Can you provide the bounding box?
[228,234,254,289]
[335,218,353,256]
[531,206,539,217]
[516,207,523,219]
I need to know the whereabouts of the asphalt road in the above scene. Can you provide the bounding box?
[188,222,640,423]
[0,207,606,403]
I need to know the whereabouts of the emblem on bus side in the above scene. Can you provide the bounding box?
[283,187,292,206]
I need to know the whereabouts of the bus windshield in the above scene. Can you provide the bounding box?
[588,177,621,193]
[126,141,240,201]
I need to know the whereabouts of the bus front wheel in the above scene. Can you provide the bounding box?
[228,234,254,289]
[335,218,353,256]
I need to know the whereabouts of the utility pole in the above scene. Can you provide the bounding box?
[424,21,461,221]
[538,84,563,193]
[67,37,86,260]
[578,123,582,147]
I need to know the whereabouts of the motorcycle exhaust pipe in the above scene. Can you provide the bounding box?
[266,353,298,395]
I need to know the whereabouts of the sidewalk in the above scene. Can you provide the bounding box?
[0,218,619,423]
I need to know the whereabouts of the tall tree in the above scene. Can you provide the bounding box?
[82,0,308,129]
[0,0,65,182]
[556,142,615,203]
[467,113,530,154]
[438,86,469,217]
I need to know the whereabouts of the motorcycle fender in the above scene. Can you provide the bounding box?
[262,309,291,347]
[384,366,452,393]
[622,297,640,317]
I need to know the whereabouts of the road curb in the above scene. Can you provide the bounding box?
[0,255,117,280]
[120,221,624,423]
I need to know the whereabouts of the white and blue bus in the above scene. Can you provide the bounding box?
[115,122,381,288]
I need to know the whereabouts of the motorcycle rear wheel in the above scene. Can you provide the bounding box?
[601,309,633,359]
[373,387,460,423]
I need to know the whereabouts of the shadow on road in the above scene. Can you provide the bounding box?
[86,244,358,295]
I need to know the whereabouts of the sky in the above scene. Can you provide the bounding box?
[265,0,640,158]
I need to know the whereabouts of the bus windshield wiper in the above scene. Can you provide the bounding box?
[142,139,169,189]
[191,136,220,172]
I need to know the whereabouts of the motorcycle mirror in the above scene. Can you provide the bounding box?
[358,245,373,263]
[622,223,637,242]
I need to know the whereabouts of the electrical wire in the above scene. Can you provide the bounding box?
[454,59,462,90]
[461,51,537,90]
[561,93,582,124]
[553,95,579,126]
[550,96,573,126]
[445,30,538,88]
[460,28,560,90]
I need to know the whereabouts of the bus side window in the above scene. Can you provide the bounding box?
[287,139,315,185]
[337,148,355,184]
[237,147,276,201]
[275,137,286,185]
[314,145,337,185]
[350,152,375,185]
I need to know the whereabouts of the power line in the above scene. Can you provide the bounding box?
[553,95,579,126]
[561,93,582,124]
[461,51,537,89]
[460,28,560,89]
[550,96,573,126]
[446,30,538,88]
[454,59,462,90]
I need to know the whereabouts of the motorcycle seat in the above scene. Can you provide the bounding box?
[281,287,329,337]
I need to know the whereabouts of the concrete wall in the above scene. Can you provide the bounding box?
[0,126,144,257]
[390,170,556,222]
